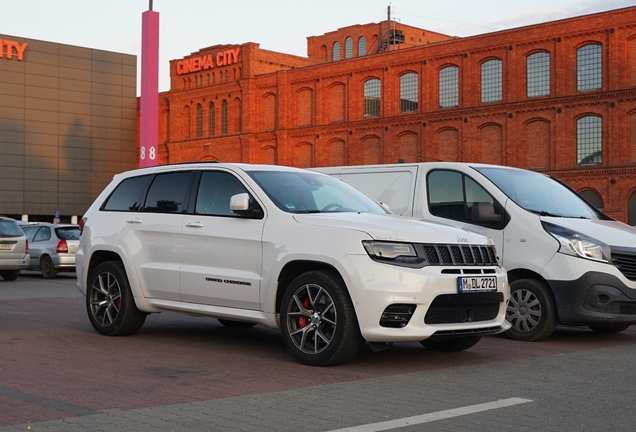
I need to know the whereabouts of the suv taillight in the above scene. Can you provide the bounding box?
[56,240,68,253]
[79,217,87,234]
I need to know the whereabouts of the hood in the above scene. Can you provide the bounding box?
[542,217,636,248]
[293,213,491,245]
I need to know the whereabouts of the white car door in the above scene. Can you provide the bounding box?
[118,170,194,301]
[180,170,264,310]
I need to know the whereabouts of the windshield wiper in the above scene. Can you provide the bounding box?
[526,209,563,217]
[292,210,322,214]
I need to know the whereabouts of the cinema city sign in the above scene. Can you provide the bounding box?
[176,47,241,75]
[1,39,28,61]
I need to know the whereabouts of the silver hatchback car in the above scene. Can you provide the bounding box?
[0,217,30,281]
[23,223,80,278]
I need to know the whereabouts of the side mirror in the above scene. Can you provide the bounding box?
[471,202,501,224]
[230,193,263,218]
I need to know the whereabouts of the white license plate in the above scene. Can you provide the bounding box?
[0,244,12,250]
[458,276,497,293]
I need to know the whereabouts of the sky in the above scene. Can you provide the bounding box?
[4,0,634,94]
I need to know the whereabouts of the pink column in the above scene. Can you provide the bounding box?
[139,9,159,167]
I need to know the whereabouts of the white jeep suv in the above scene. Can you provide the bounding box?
[77,163,510,365]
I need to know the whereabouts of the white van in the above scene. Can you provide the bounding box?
[315,162,636,341]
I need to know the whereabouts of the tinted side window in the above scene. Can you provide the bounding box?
[56,227,81,240]
[103,175,153,211]
[23,226,39,241]
[427,170,502,227]
[195,171,249,216]
[143,172,193,213]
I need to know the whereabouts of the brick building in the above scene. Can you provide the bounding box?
[153,6,636,224]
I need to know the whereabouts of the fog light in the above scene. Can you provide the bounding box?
[380,304,416,328]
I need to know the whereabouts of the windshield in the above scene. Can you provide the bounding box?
[247,170,387,214]
[474,167,598,219]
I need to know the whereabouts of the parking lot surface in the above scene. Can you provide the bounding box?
[1,272,636,431]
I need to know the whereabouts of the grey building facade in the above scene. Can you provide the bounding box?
[0,34,137,223]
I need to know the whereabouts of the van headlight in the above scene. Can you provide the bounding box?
[542,221,611,263]
[362,241,425,267]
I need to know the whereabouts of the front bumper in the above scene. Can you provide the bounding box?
[346,255,511,342]
[549,271,636,326]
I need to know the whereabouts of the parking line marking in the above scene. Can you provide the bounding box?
[325,397,533,432]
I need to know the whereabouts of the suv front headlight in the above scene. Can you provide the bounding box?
[362,241,425,267]
[542,221,611,263]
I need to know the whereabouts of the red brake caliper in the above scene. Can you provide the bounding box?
[297,297,311,328]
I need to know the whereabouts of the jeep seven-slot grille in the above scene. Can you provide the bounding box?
[420,244,497,266]
[612,248,636,281]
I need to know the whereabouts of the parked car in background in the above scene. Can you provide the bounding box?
[23,223,80,278]
[0,216,30,281]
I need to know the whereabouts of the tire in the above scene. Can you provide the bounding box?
[280,270,364,366]
[218,319,257,328]
[589,324,630,334]
[40,256,58,279]
[0,271,19,281]
[86,261,147,336]
[505,278,557,341]
[420,335,482,352]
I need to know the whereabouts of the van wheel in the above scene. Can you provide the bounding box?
[420,336,482,352]
[506,279,557,341]
[218,319,256,328]
[0,271,19,281]
[280,270,364,366]
[86,261,147,336]
[588,324,630,334]
[40,256,58,279]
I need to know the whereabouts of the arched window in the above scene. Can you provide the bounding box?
[527,51,550,97]
[358,37,367,57]
[400,72,418,113]
[481,59,502,103]
[221,100,228,134]
[577,43,602,91]
[345,37,353,59]
[208,102,215,136]
[333,42,341,61]
[629,191,636,226]
[579,190,604,213]
[196,104,203,137]
[439,66,458,108]
[577,115,602,165]
[364,78,381,117]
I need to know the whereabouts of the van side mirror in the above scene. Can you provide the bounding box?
[230,193,263,218]
[471,202,501,224]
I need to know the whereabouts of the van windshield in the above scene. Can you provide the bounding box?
[474,167,599,219]
[248,170,387,214]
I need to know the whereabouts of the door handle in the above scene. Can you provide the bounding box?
[185,221,204,228]
[126,218,142,224]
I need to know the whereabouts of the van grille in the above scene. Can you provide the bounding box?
[420,244,498,266]
[611,247,636,281]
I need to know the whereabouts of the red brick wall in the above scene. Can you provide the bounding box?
[147,6,636,222]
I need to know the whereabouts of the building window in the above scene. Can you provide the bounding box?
[364,78,381,117]
[184,105,190,138]
[221,100,228,134]
[333,42,341,61]
[358,37,367,57]
[577,43,602,92]
[527,51,550,97]
[400,72,418,113]
[439,66,458,108]
[208,102,215,136]
[579,190,604,213]
[196,104,203,137]
[481,59,502,103]
[577,115,602,165]
[345,37,353,59]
